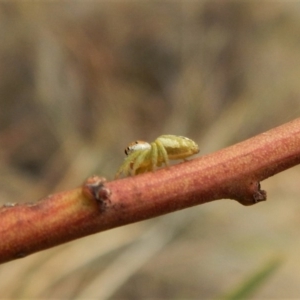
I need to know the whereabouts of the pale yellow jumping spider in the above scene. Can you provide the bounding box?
[115,135,200,178]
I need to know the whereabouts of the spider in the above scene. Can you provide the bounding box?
[115,135,200,178]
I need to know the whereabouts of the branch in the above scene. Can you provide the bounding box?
[1,118,300,264]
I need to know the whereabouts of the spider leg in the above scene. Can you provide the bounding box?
[156,140,169,167]
[115,151,143,178]
[132,150,150,175]
[115,159,131,179]
[150,142,158,171]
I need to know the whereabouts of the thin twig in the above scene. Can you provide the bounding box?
[1,118,300,264]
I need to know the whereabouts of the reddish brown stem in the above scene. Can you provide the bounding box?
[1,118,300,264]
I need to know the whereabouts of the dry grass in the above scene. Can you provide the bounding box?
[1,1,300,299]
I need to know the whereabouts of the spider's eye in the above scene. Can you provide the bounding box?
[124,140,151,156]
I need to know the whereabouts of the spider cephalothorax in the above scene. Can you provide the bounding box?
[115,135,199,178]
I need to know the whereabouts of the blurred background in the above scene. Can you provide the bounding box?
[1,1,300,299]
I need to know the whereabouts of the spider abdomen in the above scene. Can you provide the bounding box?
[156,135,199,160]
